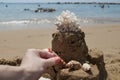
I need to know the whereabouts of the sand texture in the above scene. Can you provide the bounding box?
[0,24,120,80]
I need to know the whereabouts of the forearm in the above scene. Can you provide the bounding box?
[0,65,23,80]
[0,65,41,80]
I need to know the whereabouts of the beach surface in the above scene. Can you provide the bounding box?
[0,24,120,58]
[0,24,120,80]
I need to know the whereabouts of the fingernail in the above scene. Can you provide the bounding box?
[55,57,61,63]
[61,59,66,65]
[48,48,52,53]
[51,53,56,57]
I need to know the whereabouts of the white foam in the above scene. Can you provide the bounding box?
[0,20,29,24]
[0,19,51,24]
[29,19,51,24]
[78,18,94,23]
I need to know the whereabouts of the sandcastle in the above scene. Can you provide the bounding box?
[46,10,107,80]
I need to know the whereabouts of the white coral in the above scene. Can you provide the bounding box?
[55,10,80,32]
[82,63,91,71]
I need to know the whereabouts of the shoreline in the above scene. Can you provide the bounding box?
[0,21,120,31]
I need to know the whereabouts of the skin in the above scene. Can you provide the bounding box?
[0,49,61,80]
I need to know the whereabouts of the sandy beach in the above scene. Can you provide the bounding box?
[82,24,120,80]
[0,23,120,80]
[0,24,120,58]
[0,26,56,59]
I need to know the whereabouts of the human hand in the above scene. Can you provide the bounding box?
[20,48,61,80]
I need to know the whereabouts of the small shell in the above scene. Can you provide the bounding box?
[66,60,81,70]
[82,63,91,71]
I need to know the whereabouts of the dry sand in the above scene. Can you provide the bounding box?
[0,27,56,59]
[0,24,120,80]
[82,24,120,80]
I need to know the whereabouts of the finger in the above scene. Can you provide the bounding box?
[43,48,53,53]
[45,57,61,67]
[38,49,56,59]
[26,48,40,56]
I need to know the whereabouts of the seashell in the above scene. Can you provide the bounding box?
[66,60,81,71]
[82,63,91,71]
[39,77,50,80]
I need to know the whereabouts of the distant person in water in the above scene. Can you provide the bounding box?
[0,48,61,80]
[38,4,40,7]
[5,4,8,7]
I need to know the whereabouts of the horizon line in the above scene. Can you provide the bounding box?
[1,2,120,4]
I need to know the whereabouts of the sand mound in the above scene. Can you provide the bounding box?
[52,29,88,63]
[0,49,120,80]
[50,28,107,80]
[0,57,21,66]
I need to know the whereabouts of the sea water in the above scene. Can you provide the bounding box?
[0,3,120,30]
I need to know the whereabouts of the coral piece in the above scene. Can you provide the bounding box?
[55,10,80,32]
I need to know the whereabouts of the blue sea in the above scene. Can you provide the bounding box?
[0,3,120,30]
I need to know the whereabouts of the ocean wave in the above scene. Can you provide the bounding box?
[0,19,51,24]
[0,20,29,24]
[0,18,117,25]
[78,18,95,24]
[0,18,92,25]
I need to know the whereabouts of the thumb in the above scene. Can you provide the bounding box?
[45,57,61,67]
